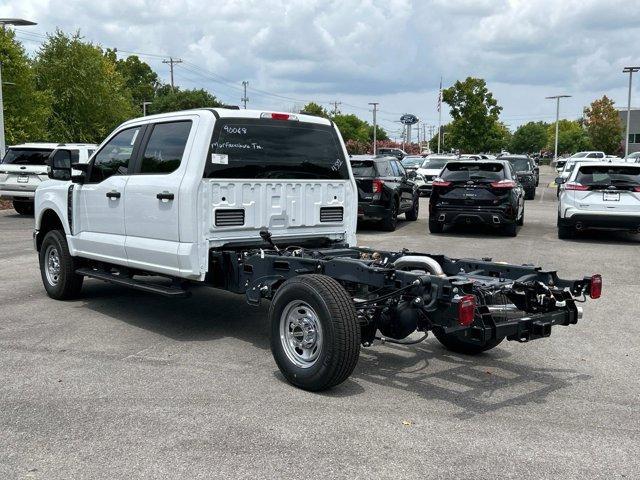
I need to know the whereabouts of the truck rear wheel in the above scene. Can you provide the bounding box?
[269,275,360,391]
[13,200,34,216]
[39,229,84,300]
[405,197,419,221]
[432,328,504,355]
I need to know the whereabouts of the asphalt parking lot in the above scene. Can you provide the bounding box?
[1,167,639,479]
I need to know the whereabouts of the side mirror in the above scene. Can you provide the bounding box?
[71,162,89,172]
[47,151,72,181]
[555,177,565,185]
[407,170,417,180]
[70,162,89,184]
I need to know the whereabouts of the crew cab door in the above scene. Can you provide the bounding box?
[124,119,195,276]
[392,160,415,210]
[73,126,144,265]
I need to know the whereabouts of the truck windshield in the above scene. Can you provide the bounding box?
[575,165,640,186]
[441,162,505,182]
[204,118,349,180]
[2,148,54,166]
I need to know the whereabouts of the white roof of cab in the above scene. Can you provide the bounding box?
[10,143,97,149]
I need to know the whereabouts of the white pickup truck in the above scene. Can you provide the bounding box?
[34,108,601,391]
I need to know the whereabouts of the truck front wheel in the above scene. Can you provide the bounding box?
[269,275,360,391]
[432,328,504,355]
[39,229,84,300]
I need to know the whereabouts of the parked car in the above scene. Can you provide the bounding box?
[554,151,605,172]
[0,143,96,215]
[415,154,456,196]
[556,162,640,238]
[400,155,424,171]
[377,148,407,160]
[33,107,601,392]
[429,160,525,236]
[350,155,419,231]
[624,151,640,163]
[501,155,538,199]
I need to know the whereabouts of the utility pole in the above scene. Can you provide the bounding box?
[623,67,639,158]
[545,95,571,164]
[162,57,183,91]
[369,102,379,155]
[142,101,152,116]
[437,76,443,154]
[241,81,249,109]
[330,101,341,116]
[0,18,37,155]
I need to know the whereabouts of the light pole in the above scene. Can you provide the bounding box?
[623,67,639,159]
[368,102,379,155]
[142,101,152,116]
[545,95,571,164]
[0,18,38,155]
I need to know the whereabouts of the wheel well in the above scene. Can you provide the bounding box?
[37,209,64,251]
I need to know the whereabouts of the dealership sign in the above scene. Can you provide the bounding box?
[400,113,419,125]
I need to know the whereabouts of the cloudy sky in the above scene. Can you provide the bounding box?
[3,0,640,137]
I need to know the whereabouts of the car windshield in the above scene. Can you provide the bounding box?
[569,152,589,158]
[1,148,54,166]
[575,165,640,186]
[204,119,349,180]
[350,160,376,177]
[441,162,505,182]
[505,158,530,171]
[421,157,450,169]
[401,156,423,168]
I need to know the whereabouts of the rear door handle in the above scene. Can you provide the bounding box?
[106,191,121,199]
[156,192,174,201]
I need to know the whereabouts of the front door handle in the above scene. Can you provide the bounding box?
[106,191,121,199]
[156,192,175,201]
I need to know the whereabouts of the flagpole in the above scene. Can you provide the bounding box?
[437,76,442,154]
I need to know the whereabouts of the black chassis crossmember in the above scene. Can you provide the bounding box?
[207,245,596,347]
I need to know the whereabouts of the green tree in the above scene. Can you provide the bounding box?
[0,29,51,144]
[369,124,388,142]
[148,85,222,114]
[442,77,503,152]
[486,122,512,153]
[510,121,549,154]
[332,113,370,143]
[583,95,623,154]
[546,120,592,154]
[105,50,160,114]
[34,30,137,143]
[300,102,329,118]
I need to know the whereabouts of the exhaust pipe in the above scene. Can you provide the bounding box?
[392,255,446,277]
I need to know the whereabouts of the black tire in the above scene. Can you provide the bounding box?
[502,222,518,237]
[39,229,84,300]
[405,196,419,221]
[380,198,398,231]
[13,200,34,216]
[525,188,536,200]
[557,214,574,239]
[517,207,524,226]
[269,275,361,391]
[433,328,504,355]
[429,218,444,233]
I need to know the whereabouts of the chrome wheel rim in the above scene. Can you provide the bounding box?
[45,245,61,286]
[279,301,323,368]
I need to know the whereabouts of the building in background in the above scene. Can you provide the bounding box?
[618,108,640,154]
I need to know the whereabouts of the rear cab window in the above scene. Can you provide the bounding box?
[204,118,348,180]
[2,148,54,166]
[441,162,506,182]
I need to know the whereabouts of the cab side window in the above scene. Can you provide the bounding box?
[88,127,141,183]
[139,121,192,174]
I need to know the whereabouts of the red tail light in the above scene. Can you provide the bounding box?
[261,112,299,121]
[589,274,602,299]
[565,182,589,191]
[432,178,451,188]
[633,186,640,192]
[490,180,516,189]
[457,295,476,326]
[372,179,384,193]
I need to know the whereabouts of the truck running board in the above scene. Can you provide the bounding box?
[75,268,190,298]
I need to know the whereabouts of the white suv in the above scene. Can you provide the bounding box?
[1,143,96,214]
[557,161,640,238]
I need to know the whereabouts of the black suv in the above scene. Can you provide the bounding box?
[428,160,525,236]
[501,155,538,199]
[350,155,419,231]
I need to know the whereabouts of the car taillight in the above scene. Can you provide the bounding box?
[589,274,602,299]
[431,177,451,188]
[457,295,476,326]
[565,182,589,191]
[633,186,640,192]
[372,179,384,193]
[490,180,516,189]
